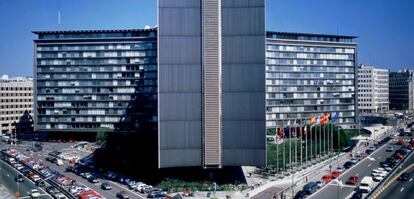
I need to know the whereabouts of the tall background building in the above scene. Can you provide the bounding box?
[357,65,389,113]
[0,75,33,134]
[265,32,358,129]
[158,0,266,168]
[33,29,158,139]
[389,69,414,111]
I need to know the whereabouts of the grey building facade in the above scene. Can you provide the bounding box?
[158,0,266,168]
[33,29,158,138]
[389,70,414,111]
[266,32,358,129]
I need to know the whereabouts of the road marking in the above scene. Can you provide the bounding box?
[368,164,371,167]
[355,173,359,176]
[409,178,412,182]
[400,187,404,192]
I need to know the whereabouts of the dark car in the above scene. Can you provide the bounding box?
[344,161,354,169]
[88,176,99,183]
[45,186,59,194]
[15,175,24,182]
[350,190,363,199]
[65,166,75,172]
[101,182,112,190]
[303,182,318,194]
[116,191,129,199]
[398,173,410,181]
[399,132,406,136]
[407,132,413,136]
[147,192,167,198]
[46,156,57,163]
[294,190,308,199]
[36,180,45,187]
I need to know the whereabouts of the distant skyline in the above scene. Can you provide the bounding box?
[0,0,413,76]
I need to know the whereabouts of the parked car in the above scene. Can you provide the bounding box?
[293,190,308,199]
[315,181,326,188]
[45,186,59,194]
[331,171,341,179]
[397,139,404,145]
[336,167,345,173]
[30,189,40,198]
[386,146,394,152]
[116,191,130,199]
[346,176,359,185]
[320,175,332,183]
[101,182,112,190]
[344,161,354,169]
[88,176,99,183]
[303,182,318,194]
[350,189,363,199]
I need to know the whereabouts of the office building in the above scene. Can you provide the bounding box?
[357,65,389,113]
[389,69,414,110]
[0,75,33,134]
[158,0,266,168]
[266,32,358,129]
[33,29,158,137]
[34,0,266,168]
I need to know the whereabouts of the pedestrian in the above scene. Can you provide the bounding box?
[305,176,308,183]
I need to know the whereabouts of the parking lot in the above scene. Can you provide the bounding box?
[1,141,167,199]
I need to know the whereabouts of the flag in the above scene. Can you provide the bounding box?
[324,112,331,125]
[318,114,325,126]
[331,112,339,123]
[310,114,317,127]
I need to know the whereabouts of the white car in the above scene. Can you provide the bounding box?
[384,167,392,172]
[56,159,64,166]
[30,189,40,198]
[336,167,345,173]
[373,175,384,181]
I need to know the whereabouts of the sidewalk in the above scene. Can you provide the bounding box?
[247,124,396,199]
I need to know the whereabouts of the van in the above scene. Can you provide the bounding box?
[303,182,318,194]
[359,176,373,193]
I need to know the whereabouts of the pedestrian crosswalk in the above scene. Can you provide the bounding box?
[0,186,15,199]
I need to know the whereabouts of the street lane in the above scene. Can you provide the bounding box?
[309,130,413,199]
[377,151,414,199]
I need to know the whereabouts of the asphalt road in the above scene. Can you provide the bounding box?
[308,129,413,199]
[377,150,414,199]
[2,141,146,199]
[0,158,52,199]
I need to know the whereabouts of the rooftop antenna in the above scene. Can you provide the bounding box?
[58,0,61,25]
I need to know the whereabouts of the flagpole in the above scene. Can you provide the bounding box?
[301,119,304,169]
[310,125,313,163]
[276,126,279,175]
[295,122,298,171]
[289,120,292,173]
[305,120,307,167]
[319,124,321,160]
[283,122,286,172]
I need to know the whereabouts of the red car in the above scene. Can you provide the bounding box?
[331,171,341,179]
[346,176,359,185]
[321,175,332,183]
[397,139,404,145]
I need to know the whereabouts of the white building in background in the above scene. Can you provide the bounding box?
[357,65,389,113]
[0,75,33,134]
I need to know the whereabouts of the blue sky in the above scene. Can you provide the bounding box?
[0,0,413,76]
